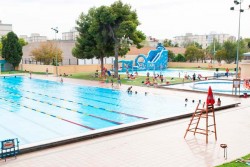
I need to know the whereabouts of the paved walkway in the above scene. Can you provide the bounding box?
[1,74,249,167]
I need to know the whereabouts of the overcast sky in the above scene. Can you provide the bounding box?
[1,0,250,40]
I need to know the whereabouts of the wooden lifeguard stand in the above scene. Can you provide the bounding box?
[184,102,217,143]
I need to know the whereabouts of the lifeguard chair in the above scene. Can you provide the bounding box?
[184,86,217,143]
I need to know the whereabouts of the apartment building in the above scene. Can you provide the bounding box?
[19,33,47,43]
[62,27,79,41]
[174,33,236,48]
[0,20,12,37]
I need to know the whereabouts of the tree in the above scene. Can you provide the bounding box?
[221,41,237,64]
[184,45,201,62]
[108,1,146,77]
[0,40,2,56]
[214,49,225,63]
[197,49,205,63]
[206,39,222,62]
[2,32,23,69]
[73,1,145,77]
[167,50,175,61]
[73,7,114,73]
[19,38,28,47]
[244,38,250,50]
[163,39,173,47]
[31,42,63,65]
[183,41,202,49]
[173,54,186,62]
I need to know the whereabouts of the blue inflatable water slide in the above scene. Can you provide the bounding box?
[119,43,168,72]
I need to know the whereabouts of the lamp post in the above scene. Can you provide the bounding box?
[230,0,249,78]
[51,27,59,77]
[213,35,216,64]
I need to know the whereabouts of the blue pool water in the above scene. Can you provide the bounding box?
[120,68,218,78]
[192,80,250,94]
[167,80,250,95]
[0,76,198,146]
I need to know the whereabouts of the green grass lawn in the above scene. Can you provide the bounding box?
[66,72,193,86]
[216,154,250,167]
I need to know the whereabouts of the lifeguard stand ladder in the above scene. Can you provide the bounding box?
[184,102,217,143]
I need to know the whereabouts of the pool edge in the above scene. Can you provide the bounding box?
[18,102,240,155]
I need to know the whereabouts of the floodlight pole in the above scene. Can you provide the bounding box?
[236,1,242,79]
[231,0,243,79]
[51,27,59,77]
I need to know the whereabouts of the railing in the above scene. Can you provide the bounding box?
[22,57,115,66]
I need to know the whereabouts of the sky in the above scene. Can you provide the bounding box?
[1,0,250,40]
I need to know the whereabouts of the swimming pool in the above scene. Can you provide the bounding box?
[120,68,218,78]
[0,76,199,146]
[167,80,250,95]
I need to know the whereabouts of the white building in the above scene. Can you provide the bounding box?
[62,27,79,41]
[0,20,12,37]
[20,33,47,43]
[174,33,236,49]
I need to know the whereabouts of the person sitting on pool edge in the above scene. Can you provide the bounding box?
[127,86,132,93]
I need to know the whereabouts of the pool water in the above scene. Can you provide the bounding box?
[0,76,198,146]
[192,80,250,94]
[167,80,250,95]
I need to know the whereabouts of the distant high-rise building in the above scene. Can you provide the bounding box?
[62,27,79,41]
[0,20,12,37]
[174,33,236,48]
[19,33,47,43]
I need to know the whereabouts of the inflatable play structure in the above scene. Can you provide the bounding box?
[119,43,168,72]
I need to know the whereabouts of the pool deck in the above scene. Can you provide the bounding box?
[1,74,250,167]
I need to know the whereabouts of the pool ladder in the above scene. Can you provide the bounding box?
[184,102,217,143]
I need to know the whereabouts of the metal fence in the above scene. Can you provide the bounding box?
[22,57,114,66]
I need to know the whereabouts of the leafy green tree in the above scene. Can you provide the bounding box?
[167,50,175,61]
[163,39,173,47]
[108,1,146,77]
[206,39,222,62]
[173,54,186,62]
[222,41,237,64]
[198,49,206,63]
[215,40,246,64]
[31,42,63,65]
[19,38,28,47]
[0,41,2,56]
[214,49,225,63]
[2,32,23,69]
[184,45,202,62]
[73,1,145,77]
[184,42,202,49]
[73,7,114,73]
[174,43,179,47]
[244,38,250,50]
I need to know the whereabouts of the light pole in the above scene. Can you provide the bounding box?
[230,0,249,78]
[213,35,216,64]
[51,27,59,77]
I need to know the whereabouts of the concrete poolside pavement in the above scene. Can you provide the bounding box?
[1,101,249,167]
[1,74,249,167]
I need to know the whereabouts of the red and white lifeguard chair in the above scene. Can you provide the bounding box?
[184,86,217,143]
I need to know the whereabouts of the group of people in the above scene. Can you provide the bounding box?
[127,86,147,96]
[184,98,221,107]
[143,73,166,86]
[126,71,138,80]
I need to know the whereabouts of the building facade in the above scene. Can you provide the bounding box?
[19,33,47,43]
[174,33,236,49]
[0,20,12,37]
[62,27,79,41]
